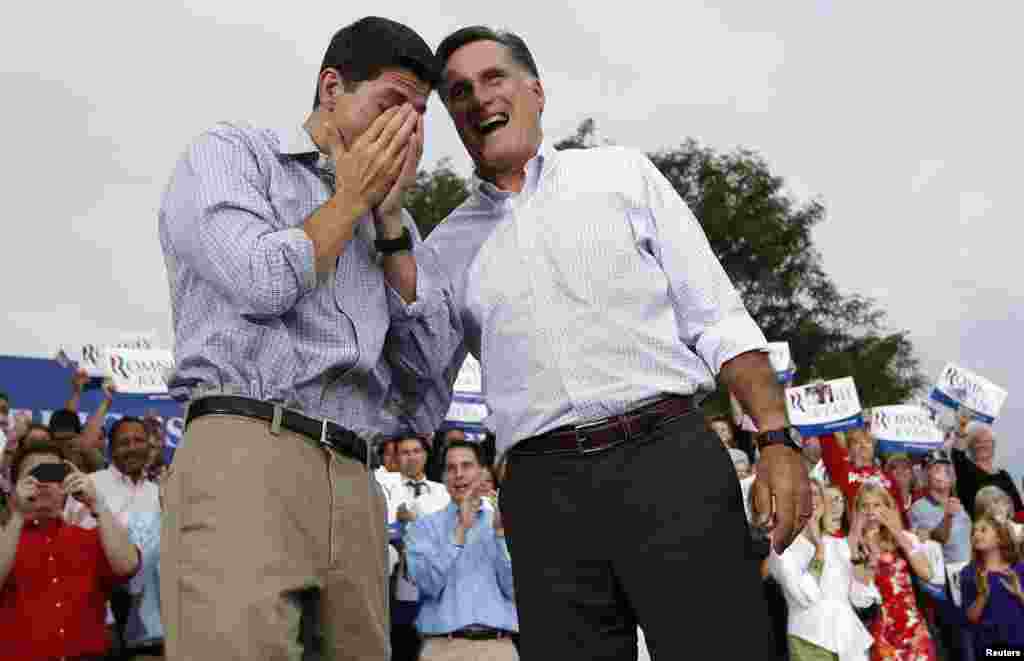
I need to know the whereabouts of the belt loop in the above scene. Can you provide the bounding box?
[270,404,283,436]
[320,418,329,448]
[621,413,633,442]
[182,400,191,426]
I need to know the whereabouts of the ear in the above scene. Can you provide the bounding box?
[319,68,345,109]
[528,77,545,115]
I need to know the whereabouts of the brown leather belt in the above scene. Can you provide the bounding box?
[509,394,698,456]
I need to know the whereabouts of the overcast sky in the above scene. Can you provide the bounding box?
[3,2,1021,483]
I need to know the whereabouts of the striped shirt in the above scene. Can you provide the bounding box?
[388,141,767,456]
[159,122,422,437]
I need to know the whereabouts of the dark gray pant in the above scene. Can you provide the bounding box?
[501,409,779,660]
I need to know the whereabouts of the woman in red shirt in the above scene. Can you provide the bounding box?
[0,440,139,661]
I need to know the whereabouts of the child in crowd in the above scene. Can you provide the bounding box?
[769,479,877,661]
[853,483,936,660]
[960,515,1024,656]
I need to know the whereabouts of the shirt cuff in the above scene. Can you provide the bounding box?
[387,244,448,321]
[695,309,768,375]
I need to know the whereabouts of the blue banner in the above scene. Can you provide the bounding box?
[928,387,996,425]
[0,355,183,463]
[877,439,939,456]
[792,412,865,438]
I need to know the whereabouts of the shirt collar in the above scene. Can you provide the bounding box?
[276,124,326,166]
[470,139,556,201]
[447,499,485,516]
[110,462,144,487]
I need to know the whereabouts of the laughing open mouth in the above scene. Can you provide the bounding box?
[478,113,509,135]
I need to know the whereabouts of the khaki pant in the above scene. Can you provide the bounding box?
[420,637,519,661]
[161,414,389,660]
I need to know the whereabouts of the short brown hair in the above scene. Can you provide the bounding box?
[10,439,67,484]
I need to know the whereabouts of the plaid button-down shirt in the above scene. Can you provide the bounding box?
[158,121,421,438]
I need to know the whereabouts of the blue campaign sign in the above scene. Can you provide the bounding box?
[0,354,184,462]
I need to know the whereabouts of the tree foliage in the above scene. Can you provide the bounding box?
[403,157,470,239]
[405,119,924,412]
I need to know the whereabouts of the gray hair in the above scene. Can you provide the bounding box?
[965,421,996,459]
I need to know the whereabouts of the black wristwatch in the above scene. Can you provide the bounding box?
[754,426,803,453]
[375,227,413,255]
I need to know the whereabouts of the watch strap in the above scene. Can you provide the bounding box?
[375,227,413,255]
[756,427,802,453]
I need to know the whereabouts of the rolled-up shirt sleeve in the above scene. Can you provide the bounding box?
[164,126,318,319]
[384,240,467,433]
[635,153,767,374]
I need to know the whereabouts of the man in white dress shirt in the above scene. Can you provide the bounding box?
[390,435,450,661]
[66,417,160,527]
[386,26,810,660]
[65,416,161,656]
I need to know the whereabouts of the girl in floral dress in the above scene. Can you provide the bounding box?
[853,482,936,661]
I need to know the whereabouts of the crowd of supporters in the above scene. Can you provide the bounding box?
[1,371,1022,660]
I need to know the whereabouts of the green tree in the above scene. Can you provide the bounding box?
[403,157,470,239]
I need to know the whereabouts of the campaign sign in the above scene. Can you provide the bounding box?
[446,393,488,424]
[444,354,489,439]
[453,354,483,394]
[871,405,944,455]
[56,332,159,378]
[768,341,795,385]
[105,348,175,395]
[928,363,1008,425]
[785,377,864,436]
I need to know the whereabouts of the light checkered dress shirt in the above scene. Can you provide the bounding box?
[159,122,422,437]
[388,141,767,456]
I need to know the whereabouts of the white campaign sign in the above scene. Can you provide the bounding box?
[453,354,483,394]
[785,377,864,436]
[445,398,488,424]
[870,405,944,452]
[56,331,159,378]
[767,341,793,378]
[104,348,175,395]
[929,363,1008,424]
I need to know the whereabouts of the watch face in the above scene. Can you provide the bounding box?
[787,427,804,449]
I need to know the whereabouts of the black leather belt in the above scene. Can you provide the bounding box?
[185,395,368,466]
[510,394,698,456]
[428,625,514,641]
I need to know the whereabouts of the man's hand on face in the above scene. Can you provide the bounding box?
[752,445,813,554]
[375,114,424,235]
[311,104,419,212]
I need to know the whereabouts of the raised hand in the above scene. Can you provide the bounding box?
[375,113,424,230]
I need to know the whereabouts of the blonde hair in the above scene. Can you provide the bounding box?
[854,482,899,549]
[975,485,1014,520]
